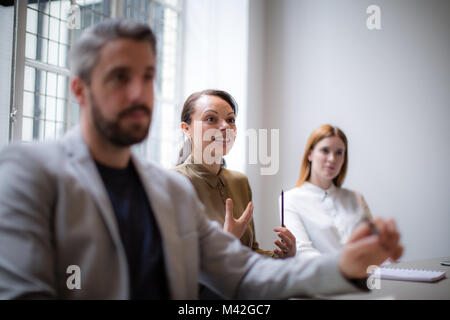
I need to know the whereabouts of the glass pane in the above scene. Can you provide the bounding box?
[160,103,177,167]
[37,120,45,141]
[27,1,38,9]
[40,12,50,40]
[58,44,68,68]
[56,98,66,122]
[49,17,60,42]
[82,5,93,28]
[59,20,69,45]
[36,70,47,95]
[93,10,101,25]
[24,116,47,142]
[56,122,65,138]
[26,7,38,34]
[161,8,178,100]
[34,93,43,120]
[71,101,80,124]
[164,0,178,7]
[23,66,36,92]
[46,96,57,121]
[48,40,59,65]
[22,91,35,117]
[57,75,67,99]
[61,0,72,24]
[38,38,49,63]
[42,0,50,15]
[25,33,37,60]
[44,121,56,140]
[49,0,62,18]
[162,79,174,100]
[123,0,149,23]
[46,72,57,97]
[22,117,34,142]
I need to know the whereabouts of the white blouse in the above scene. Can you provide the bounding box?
[282,182,372,260]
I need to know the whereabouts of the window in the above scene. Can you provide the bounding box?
[21,0,74,142]
[10,0,183,168]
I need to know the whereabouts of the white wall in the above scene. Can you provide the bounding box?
[182,0,249,173]
[247,0,268,248]
[247,0,450,260]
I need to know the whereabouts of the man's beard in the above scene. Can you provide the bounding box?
[89,91,152,147]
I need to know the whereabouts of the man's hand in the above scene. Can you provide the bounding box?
[339,218,404,279]
[223,199,253,239]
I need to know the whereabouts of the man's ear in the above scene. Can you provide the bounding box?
[71,77,88,108]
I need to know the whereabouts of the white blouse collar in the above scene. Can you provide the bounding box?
[302,182,337,201]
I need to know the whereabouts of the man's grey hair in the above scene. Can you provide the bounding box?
[70,19,157,84]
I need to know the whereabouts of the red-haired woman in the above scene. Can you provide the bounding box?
[283,124,372,259]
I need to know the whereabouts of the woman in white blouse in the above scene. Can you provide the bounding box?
[284,124,372,260]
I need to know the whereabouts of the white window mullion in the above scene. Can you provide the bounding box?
[67,7,76,131]
[10,0,28,142]
[25,58,71,77]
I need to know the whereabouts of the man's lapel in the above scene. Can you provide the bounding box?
[61,127,129,284]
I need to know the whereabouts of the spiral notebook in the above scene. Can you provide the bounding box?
[371,267,446,282]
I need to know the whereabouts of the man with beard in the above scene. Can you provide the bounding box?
[0,19,403,299]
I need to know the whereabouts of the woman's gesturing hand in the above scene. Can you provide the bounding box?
[223,199,253,239]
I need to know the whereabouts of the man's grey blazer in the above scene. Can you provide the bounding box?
[0,127,362,299]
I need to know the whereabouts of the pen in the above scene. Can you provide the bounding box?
[362,216,379,235]
[362,216,394,252]
[281,190,285,227]
[356,196,379,235]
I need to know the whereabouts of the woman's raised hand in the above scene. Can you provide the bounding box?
[223,199,253,239]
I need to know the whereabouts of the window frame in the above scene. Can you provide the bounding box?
[10,0,27,142]
[9,0,185,168]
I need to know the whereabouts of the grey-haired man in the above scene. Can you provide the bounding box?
[0,19,402,299]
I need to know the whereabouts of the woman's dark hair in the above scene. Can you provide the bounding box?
[177,89,238,165]
[181,89,238,125]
